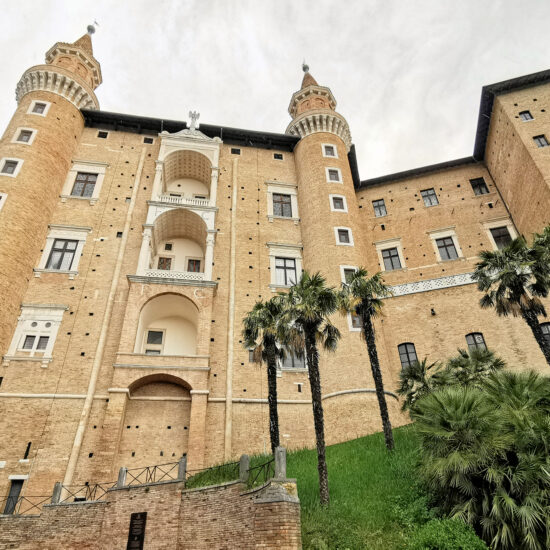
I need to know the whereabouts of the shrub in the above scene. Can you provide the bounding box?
[406,519,488,550]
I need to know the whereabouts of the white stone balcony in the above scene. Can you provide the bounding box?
[143,269,205,281]
[156,194,211,208]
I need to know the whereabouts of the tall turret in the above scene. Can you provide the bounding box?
[0,27,101,353]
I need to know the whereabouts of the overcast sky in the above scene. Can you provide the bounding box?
[1,1,549,179]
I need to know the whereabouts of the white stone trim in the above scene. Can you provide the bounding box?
[325,167,342,183]
[266,181,299,223]
[347,314,362,332]
[3,304,68,366]
[322,143,338,159]
[0,158,24,178]
[60,160,109,205]
[329,194,348,212]
[334,227,354,246]
[27,99,51,117]
[0,192,7,212]
[339,265,358,284]
[483,217,518,250]
[8,475,28,481]
[267,242,303,289]
[389,272,475,297]
[36,225,92,274]
[428,227,463,261]
[286,111,352,151]
[374,237,406,271]
[11,127,37,146]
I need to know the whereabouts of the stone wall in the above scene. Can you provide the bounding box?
[0,478,301,549]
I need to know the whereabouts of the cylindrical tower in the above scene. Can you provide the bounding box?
[287,67,365,285]
[0,31,101,353]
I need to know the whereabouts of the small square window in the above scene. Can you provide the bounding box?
[157,257,172,270]
[381,248,402,271]
[17,130,33,143]
[519,111,533,121]
[231,148,241,155]
[337,229,350,243]
[1,160,18,175]
[116,232,123,238]
[328,168,341,182]
[343,268,356,283]
[332,197,345,210]
[147,331,164,345]
[97,131,108,139]
[273,153,283,160]
[533,135,549,148]
[466,333,486,350]
[143,137,154,144]
[470,178,489,196]
[164,243,173,251]
[372,199,387,217]
[323,145,336,157]
[273,193,292,217]
[188,259,201,272]
[420,188,439,207]
[32,102,46,114]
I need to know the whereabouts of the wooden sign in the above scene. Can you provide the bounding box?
[127,512,147,550]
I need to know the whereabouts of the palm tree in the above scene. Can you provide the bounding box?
[283,271,340,506]
[242,296,294,455]
[340,269,395,450]
[397,357,445,411]
[472,237,550,366]
[444,347,506,387]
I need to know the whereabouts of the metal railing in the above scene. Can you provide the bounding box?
[184,461,240,489]
[125,461,181,486]
[0,495,50,515]
[57,481,117,504]
[246,458,275,488]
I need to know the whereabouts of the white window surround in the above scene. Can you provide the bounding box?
[143,329,166,355]
[267,242,303,290]
[334,227,354,246]
[0,192,7,212]
[3,304,68,367]
[347,314,362,332]
[34,224,92,279]
[60,159,109,205]
[11,127,37,146]
[483,218,518,250]
[0,157,24,178]
[265,180,300,223]
[374,237,406,271]
[27,99,51,117]
[428,227,464,262]
[8,475,28,481]
[329,194,348,213]
[325,167,343,183]
[322,143,339,159]
[340,265,358,284]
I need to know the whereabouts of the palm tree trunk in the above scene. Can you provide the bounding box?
[266,347,280,455]
[362,313,395,451]
[521,309,550,367]
[305,329,330,506]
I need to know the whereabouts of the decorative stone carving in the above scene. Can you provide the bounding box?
[389,273,475,297]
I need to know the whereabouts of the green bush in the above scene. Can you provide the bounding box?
[406,519,488,550]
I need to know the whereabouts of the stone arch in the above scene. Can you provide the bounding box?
[163,149,212,198]
[134,293,199,356]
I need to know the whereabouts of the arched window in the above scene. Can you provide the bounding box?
[398,343,417,368]
[466,333,486,350]
[540,323,550,345]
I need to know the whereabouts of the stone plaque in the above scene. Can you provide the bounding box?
[127,512,147,550]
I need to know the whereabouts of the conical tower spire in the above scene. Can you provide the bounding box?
[73,32,94,55]
[301,61,318,88]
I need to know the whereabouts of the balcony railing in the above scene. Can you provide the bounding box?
[143,269,205,281]
[157,194,210,207]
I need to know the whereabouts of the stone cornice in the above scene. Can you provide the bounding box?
[286,110,352,151]
[16,65,99,110]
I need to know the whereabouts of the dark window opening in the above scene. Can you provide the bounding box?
[328,168,340,182]
[17,130,33,143]
[71,172,97,198]
[97,131,108,139]
[273,193,292,217]
[273,153,283,160]
[32,102,46,114]
[332,196,345,210]
[23,442,31,460]
[466,332,486,350]
[157,257,172,270]
[372,199,387,217]
[231,148,241,155]
[470,178,489,196]
[533,135,549,148]
[1,160,18,174]
[281,350,305,369]
[3,480,24,515]
[436,237,458,261]
[519,111,533,121]
[275,257,297,286]
[398,343,417,369]
[382,247,402,271]
[188,259,201,272]
[421,188,439,207]
[46,239,78,270]
[143,137,154,144]
[490,226,513,249]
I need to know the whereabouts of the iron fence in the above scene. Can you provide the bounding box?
[246,458,275,488]
[0,495,51,515]
[59,481,117,503]
[125,461,180,486]
[184,460,240,488]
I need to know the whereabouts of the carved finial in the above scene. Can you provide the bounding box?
[302,60,309,73]
[87,20,99,35]
[188,111,200,131]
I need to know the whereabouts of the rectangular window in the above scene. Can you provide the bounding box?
[71,172,98,198]
[36,336,49,350]
[23,335,36,350]
[145,349,161,355]
[32,103,46,114]
[398,343,417,369]
[282,350,306,369]
[332,196,345,210]
[187,259,201,272]
[533,135,549,148]
[273,193,292,217]
[323,145,336,157]
[157,257,172,270]
[1,160,18,174]
[97,131,108,139]
[337,229,350,244]
[421,188,439,207]
[3,480,24,515]
[466,333,486,350]
[490,226,512,249]
[275,257,297,286]
[343,268,356,283]
[46,239,78,270]
[143,137,154,144]
[519,110,533,121]
[351,314,361,329]
[147,331,164,345]
[164,243,173,251]
[470,178,489,195]
[381,247,402,271]
[372,199,387,217]
[436,237,458,261]
[248,349,256,363]
[328,168,341,182]
[273,153,283,160]
[17,130,33,143]
[231,148,241,155]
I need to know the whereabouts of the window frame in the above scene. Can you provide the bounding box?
[27,99,51,117]
[60,160,109,205]
[187,258,202,272]
[274,257,298,286]
[157,256,173,271]
[272,193,293,218]
[483,218,518,251]
[267,242,303,290]
[519,110,533,121]
[0,158,23,178]
[533,134,549,148]
[97,131,109,139]
[466,332,487,351]
[143,329,165,355]
[381,247,402,271]
[340,265,358,284]
[428,228,463,262]
[322,144,338,159]
[329,194,348,212]
[325,167,343,183]
[372,199,387,217]
[420,188,439,207]
[70,172,98,198]
[265,181,299,222]
[273,153,284,161]
[143,137,155,144]
[280,348,307,370]
[375,238,406,271]
[540,323,550,346]
[45,238,79,271]
[334,227,354,246]
[11,127,37,146]
[398,343,417,369]
[470,177,490,196]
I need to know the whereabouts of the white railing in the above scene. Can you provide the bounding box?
[157,195,210,207]
[144,269,205,281]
